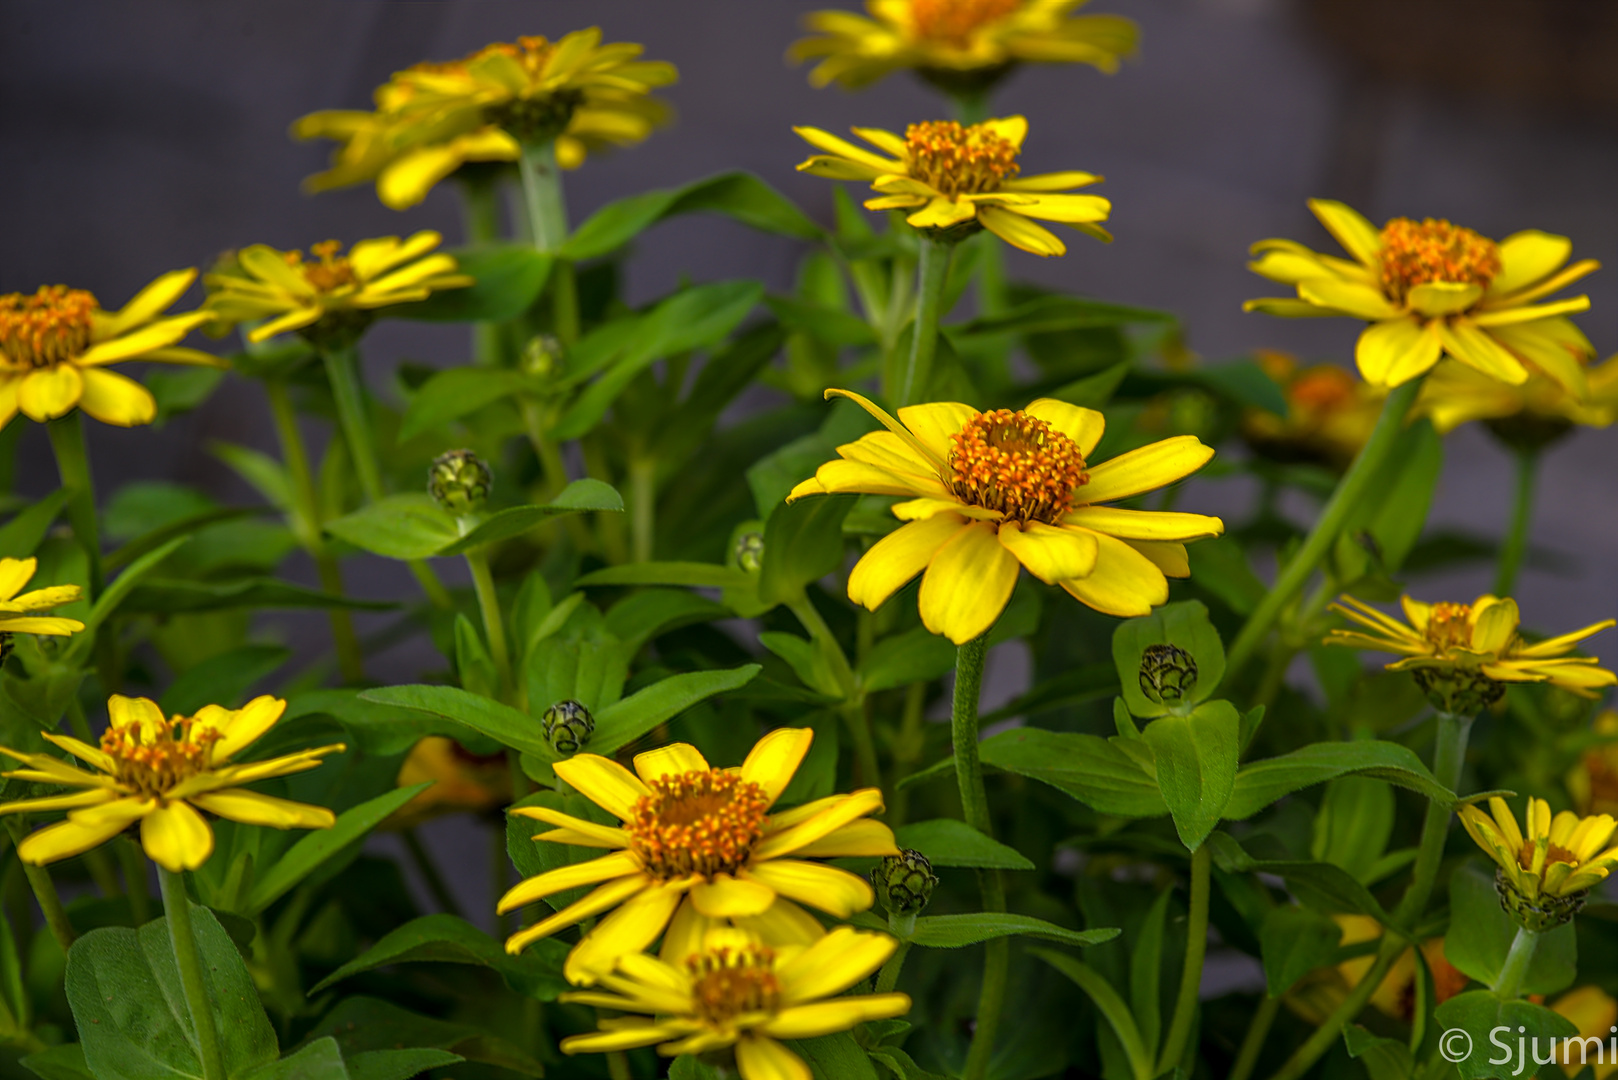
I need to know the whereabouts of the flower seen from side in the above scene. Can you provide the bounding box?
[1288,915,1467,1026]
[498,728,897,983]
[1459,796,1618,931]
[1240,351,1384,471]
[0,558,84,638]
[1246,200,1599,390]
[794,116,1109,256]
[1415,354,1618,450]
[788,389,1223,643]
[387,736,510,829]
[0,272,218,429]
[0,695,343,872]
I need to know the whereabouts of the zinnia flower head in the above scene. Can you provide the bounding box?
[794,116,1109,256]
[1459,796,1618,930]
[791,0,1138,95]
[0,695,343,872]
[203,232,471,347]
[1240,351,1384,471]
[1326,594,1616,713]
[559,924,910,1080]
[1551,986,1618,1079]
[1327,916,1467,1025]
[1415,354,1618,450]
[0,558,84,639]
[386,736,510,829]
[788,390,1223,643]
[0,271,219,429]
[1246,200,1599,390]
[498,728,896,984]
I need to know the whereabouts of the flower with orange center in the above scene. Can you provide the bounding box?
[1285,915,1468,1027]
[791,0,1138,95]
[0,271,218,429]
[794,116,1109,256]
[497,728,896,984]
[1458,797,1618,930]
[1246,200,1600,390]
[0,695,343,872]
[1569,711,1618,818]
[787,390,1222,643]
[1240,351,1385,470]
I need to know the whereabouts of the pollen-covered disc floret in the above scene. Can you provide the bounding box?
[100,716,222,798]
[904,121,1021,198]
[909,0,1023,46]
[626,770,771,881]
[293,241,361,294]
[1377,218,1502,304]
[947,408,1088,524]
[686,941,783,1027]
[0,287,97,369]
[1421,602,1477,652]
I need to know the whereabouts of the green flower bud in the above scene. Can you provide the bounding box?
[429,449,492,515]
[1496,868,1586,932]
[734,532,765,574]
[1139,643,1197,705]
[542,699,595,755]
[521,334,564,379]
[1411,666,1504,716]
[873,850,937,917]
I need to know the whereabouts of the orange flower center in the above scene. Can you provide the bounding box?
[289,240,359,293]
[0,286,96,370]
[904,120,1020,198]
[947,409,1088,524]
[685,944,782,1026]
[1287,366,1358,415]
[1520,841,1579,872]
[1378,218,1501,304]
[1422,602,1475,652]
[100,717,222,798]
[910,0,1022,46]
[476,35,559,81]
[625,770,770,881]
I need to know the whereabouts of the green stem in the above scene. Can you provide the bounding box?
[1229,994,1280,1080]
[606,1050,632,1080]
[785,595,879,790]
[952,93,991,125]
[47,412,101,594]
[4,819,73,953]
[630,458,657,563]
[464,547,512,699]
[894,236,954,407]
[117,838,152,925]
[875,940,912,994]
[458,173,505,366]
[517,141,579,344]
[157,866,226,1080]
[954,633,1008,1080]
[888,682,928,827]
[1492,448,1538,597]
[1158,844,1211,1074]
[401,828,463,918]
[1392,711,1472,926]
[1224,378,1422,686]
[493,824,511,939]
[1267,939,1400,1080]
[1494,926,1539,999]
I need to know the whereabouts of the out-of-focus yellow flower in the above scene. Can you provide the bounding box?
[794,116,1108,256]
[789,390,1222,642]
[1241,351,1384,470]
[791,0,1137,93]
[203,233,471,344]
[1551,985,1618,1079]
[386,736,510,829]
[0,696,342,873]
[1287,915,1468,1026]
[1459,796,1618,929]
[1569,711,1618,818]
[0,558,83,639]
[294,30,676,210]
[498,729,896,984]
[1246,201,1599,390]
[0,272,218,429]
[559,925,910,1079]
[1415,354,1618,442]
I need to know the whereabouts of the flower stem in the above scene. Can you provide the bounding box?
[954,633,1008,1080]
[1494,926,1539,999]
[458,171,506,367]
[875,940,912,994]
[1392,711,1472,926]
[630,458,657,563]
[117,837,151,925]
[1267,941,1401,1080]
[1493,448,1538,598]
[785,594,880,790]
[157,866,226,1080]
[1228,994,1280,1080]
[894,235,954,408]
[1224,378,1422,687]
[46,411,102,594]
[1158,843,1211,1075]
[464,546,512,699]
[3,819,74,953]
[517,140,579,344]
[401,827,463,918]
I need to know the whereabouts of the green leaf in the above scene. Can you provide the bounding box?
[399,367,532,441]
[309,914,566,1000]
[160,645,290,717]
[1261,905,1344,996]
[1443,861,1575,995]
[950,295,1175,342]
[117,578,395,614]
[359,686,549,756]
[148,366,225,424]
[563,172,822,262]
[1342,1026,1416,1080]
[1223,741,1455,820]
[1129,887,1172,1057]
[393,243,551,322]
[1344,417,1444,577]
[1047,361,1132,410]
[64,535,191,664]
[1188,536,1267,617]
[1033,949,1154,1080]
[1310,775,1395,882]
[893,819,1034,870]
[591,664,762,757]
[242,1039,348,1080]
[759,631,843,698]
[1206,832,1395,924]
[346,1049,463,1080]
[979,663,1118,725]
[759,494,855,606]
[436,480,625,555]
[286,689,483,757]
[1433,990,1576,1080]
[903,914,1120,950]
[244,783,430,915]
[1113,600,1226,719]
[1193,358,1288,416]
[979,728,1167,817]
[577,561,755,590]
[299,997,541,1077]
[0,490,69,558]
[604,588,729,653]
[324,494,457,561]
[20,1044,93,1080]
[1141,700,1240,850]
[104,507,255,575]
[211,442,293,512]
[454,614,498,700]
[791,1031,881,1080]
[860,628,956,694]
[669,1057,722,1080]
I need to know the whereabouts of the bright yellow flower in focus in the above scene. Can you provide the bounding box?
[0,271,218,429]
[1415,354,1618,441]
[789,389,1222,643]
[559,926,910,1080]
[1459,796,1618,930]
[1240,351,1385,471]
[0,558,84,639]
[498,728,896,983]
[0,696,343,873]
[203,233,472,344]
[792,0,1138,93]
[1569,711,1618,818]
[1551,985,1618,1079]
[386,736,511,829]
[1246,200,1599,390]
[794,116,1109,256]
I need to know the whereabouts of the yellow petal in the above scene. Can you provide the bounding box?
[8,583,82,611]
[1406,282,1482,317]
[849,126,907,156]
[755,788,885,861]
[892,497,1001,522]
[1065,506,1223,542]
[823,388,945,468]
[733,897,828,948]
[140,801,214,872]
[41,732,116,774]
[0,558,35,601]
[504,875,651,955]
[787,819,900,858]
[741,728,814,806]
[375,142,470,210]
[1490,230,1573,296]
[552,755,653,821]
[837,430,936,477]
[103,268,198,337]
[497,851,644,915]
[1059,532,1169,617]
[905,197,977,230]
[1307,199,1383,266]
[1001,171,1102,192]
[1024,398,1105,455]
[1004,193,1112,224]
[1127,540,1191,578]
[244,307,322,344]
[995,521,1098,584]
[735,1037,812,1080]
[17,812,141,865]
[1081,436,1214,504]
[983,115,1028,148]
[1470,598,1520,654]
[977,205,1066,257]
[564,881,688,983]
[1298,278,1398,320]
[744,860,874,917]
[1355,317,1442,387]
[763,996,912,1040]
[512,805,632,848]
[1515,619,1616,659]
[689,874,777,917]
[561,1023,690,1055]
[77,314,205,367]
[0,788,119,817]
[778,925,898,1002]
[804,460,936,499]
[204,695,286,762]
[186,789,333,830]
[75,369,155,427]
[17,366,84,422]
[917,521,1020,645]
[895,401,977,461]
[238,245,316,297]
[1439,321,1528,385]
[793,126,901,172]
[847,514,969,612]
[633,743,710,784]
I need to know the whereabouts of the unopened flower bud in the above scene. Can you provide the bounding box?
[1496,868,1586,932]
[429,449,491,514]
[734,532,765,574]
[542,699,595,755]
[521,334,564,379]
[1411,666,1504,716]
[1139,644,1197,705]
[874,850,937,917]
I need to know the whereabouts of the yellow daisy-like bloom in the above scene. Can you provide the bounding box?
[1459,797,1618,919]
[0,271,218,429]
[1240,351,1385,471]
[559,925,910,1080]
[788,389,1223,643]
[1245,200,1599,390]
[0,695,343,873]
[498,728,896,983]
[1287,915,1467,1026]
[1415,354,1618,438]
[294,31,674,210]
[0,558,84,639]
[794,116,1109,256]
[1551,986,1618,1080]
[1568,711,1618,818]
[385,736,511,829]
[203,232,472,344]
[791,0,1138,92]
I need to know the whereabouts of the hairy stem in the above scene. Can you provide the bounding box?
[458,171,506,365]
[875,940,912,994]
[1494,926,1539,999]
[1392,711,1472,926]
[517,140,579,344]
[893,235,954,407]
[157,866,227,1080]
[1159,843,1211,1074]
[464,547,512,699]
[1493,448,1538,597]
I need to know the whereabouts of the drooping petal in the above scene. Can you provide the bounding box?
[847,514,969,612]
[0,788,119,817]
[741,728,814,806]
[561,1023,689,1056]
[187,789,334,830]
[905,197,978,230]
[917,521,1020,645]
[995,521,1098,584]
[1355,317,1442,387]
[1059,532,1169,617]
[734,1037,812,1080]
[563,880,689,983]
[504,875,651,955]
[140,801,215,872]
[1439,321,1528,385]
[552,755,653,820]
[977,205,1066,257]
[17,366,84,422]
[17,812,143,865]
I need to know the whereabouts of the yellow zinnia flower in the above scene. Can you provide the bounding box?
[0,272,218,429]
[1551,986,1618,1079]
[0,558,84,639]
[1288,915,1467,1026]
[0,695,343,872]
[1458,796,1618,930]
[559,925,910,1080]
[386,736,511,829]
[1245,200,1599,390]
[791,0,1138,92]
[1568,711,1618,818]
[203,233,472,344]
[498,728,896,983]
[788,389,1223,643]
[1415,354,1618,439]
[794,116,1109,256]
[1240,351,1385,471]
